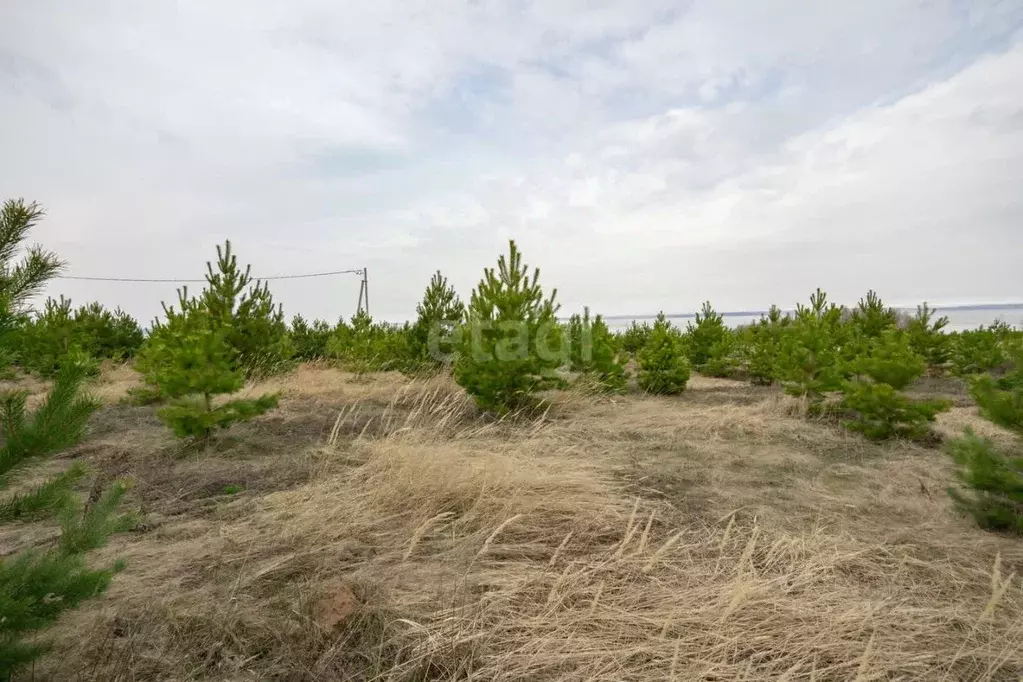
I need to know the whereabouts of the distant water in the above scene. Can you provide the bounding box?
[602,304,1023,334]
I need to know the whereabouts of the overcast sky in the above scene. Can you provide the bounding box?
[2,1,1022,323]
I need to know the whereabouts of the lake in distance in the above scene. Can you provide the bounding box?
[602,304,1023,333]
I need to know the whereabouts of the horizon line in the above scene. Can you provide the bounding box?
[597,302,1023,321]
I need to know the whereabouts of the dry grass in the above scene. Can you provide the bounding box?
[6,365,1023,680]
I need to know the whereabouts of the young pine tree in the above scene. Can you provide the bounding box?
[742,308,788,386]
[686,301,727,371]
[198,240,294,377]
[637,313,690,395]
[850,289,898,339]
[906,302,950,369]
[12,295,80,377]
[0,364,136,678]
[743,330,777,386]
[411,271,465,368]
[454,240,563,414]
[328,310,380,377]
[949,328,1007,377]
[0,200,133,677]
[947,344,1023,533]
[140,289,279,442]
[289,314,334,360]
[0,200,64,319]
[383,322,419,374]
[776,289,846,404]
[13,297,142,377]
[701,331,741,378]
[0,199,65,372]
[74,301,144,361]
[567,307,626,393]
[838,330,950,441]
[616,321,652,356]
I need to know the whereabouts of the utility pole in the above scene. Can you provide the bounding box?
[356,267,369,316]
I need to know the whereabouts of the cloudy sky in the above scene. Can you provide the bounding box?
[2,1,1022,323]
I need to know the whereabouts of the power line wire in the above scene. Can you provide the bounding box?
[54,268,364,283]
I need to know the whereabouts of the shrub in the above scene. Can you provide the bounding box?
[453,240,563,414]
[289,315,334,361]
[637,313,690,395]
[410,271,464,369]
[775,289,846,403]
[686,301,727,370]
[567,307,626,393]
[906,302,950,368]
[139,290,279,442]
[949,328,1007,376]
[197,240,294,377]
[14,297,143,377]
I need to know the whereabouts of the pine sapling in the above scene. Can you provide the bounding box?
[949,328,1007,377]
[0,198,134,677]
[616,321,652,356]
[568,307,626,393]
[454,240,563,414]
[906,302,950,369]
[637,313,690,395]
[947,430,1023,533]
[289,314,334,360]
[0,199,65,315]
[850,289,897,339]
[0,365,133,677]
[700,332,741,378]
[742,311,788,386]
[946,343,1023,533]
[776,289,845,405]
[839,330,950,441]
[328,311,381,377]
[411,270,465,369]
[686,301,727,370]
[198,240,294,377]
[139,289,279,443]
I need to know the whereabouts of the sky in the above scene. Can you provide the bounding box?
[2,0,1022,323]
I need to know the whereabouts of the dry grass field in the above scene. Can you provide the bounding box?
[4,363,1023,680]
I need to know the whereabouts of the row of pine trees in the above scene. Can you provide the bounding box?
[2,198,1022,676]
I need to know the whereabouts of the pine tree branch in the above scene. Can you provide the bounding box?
[0,464,88,522]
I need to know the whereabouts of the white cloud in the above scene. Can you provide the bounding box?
[0,0,1021,322]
